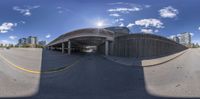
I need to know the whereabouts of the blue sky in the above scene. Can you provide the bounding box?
[0,0,200,44]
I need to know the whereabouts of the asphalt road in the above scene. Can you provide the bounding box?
[0,48,200,99]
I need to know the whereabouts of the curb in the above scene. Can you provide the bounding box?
[142,50,187,67]
[103,50,187,67]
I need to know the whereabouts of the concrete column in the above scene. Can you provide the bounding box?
[50,46,52,50]
[62,43,65,54]
[68,40,71,55]
[110,41,114,55]
[105,40,109,56]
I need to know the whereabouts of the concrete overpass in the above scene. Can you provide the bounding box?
[47,28,115,55]
[47,27,187,59]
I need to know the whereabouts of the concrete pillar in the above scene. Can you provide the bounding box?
[68,40,71,55]
[48,46,50,50]
[50,46,52,50]
[105,40,109,56]
[110,41,114,55]
[62,43,65,54]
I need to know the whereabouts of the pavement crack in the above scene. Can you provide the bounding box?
[176,84,181,87]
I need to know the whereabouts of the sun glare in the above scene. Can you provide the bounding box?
[96,21,104,27]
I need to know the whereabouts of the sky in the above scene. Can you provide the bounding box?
[0,0,200,44]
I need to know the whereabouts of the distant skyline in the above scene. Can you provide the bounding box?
[0,0,200,44]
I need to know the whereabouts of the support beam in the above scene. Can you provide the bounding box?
[62,43,65,54]
[68,40,71,55]
[105,40,109,56]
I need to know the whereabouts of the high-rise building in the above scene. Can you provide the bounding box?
[18,36,38,47]
[38,41,47,46]
[168,35,180,43]
[0,43,3,47]
[168,32,192,47]
[172,36,180,43]
[178,32,191,46]
[18,38,27,46]
[27,36,37,45]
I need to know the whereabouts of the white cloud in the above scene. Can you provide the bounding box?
[13,5,40,16]
[127,23,135,28]
[107,2,151,27]
[108,2,150,9]
[141,29,159,34]
[107,2,150,13]
[154,29,159,33]
[145,5,151,8]
[57,6,62,9]
[108,7,141,13]
[24,11,31,16]
[114,18,124,22]
[0,40,10,44]
[177,32,194,37]
[135,18,164,28]
[169,35,176,39]
[109,13,120,17]
[119,23,124,27]
[108,2,125,5]
[0,22,16,33]
[56,6,70,14]
[141,29,153,34]
[27,5,40,9]
[118,18,124,21]
[58,11,63,14]
[177,33,181,37]
[159,6,179,18]
[45,34,51,38]
[19,21,26,24]
[198,27,200,30]
[190,32,194,36]
[9,36,17,40]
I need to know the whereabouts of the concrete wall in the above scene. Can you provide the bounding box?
[97,43,105,54]
[112,33,188,59]
[97,41,113,55]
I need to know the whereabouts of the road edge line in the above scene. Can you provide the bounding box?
[0,52,81,74]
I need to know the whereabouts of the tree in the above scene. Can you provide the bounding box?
[195,43,200,48]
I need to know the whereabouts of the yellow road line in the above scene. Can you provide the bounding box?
[0,52,80,74]
[42,60,81,74]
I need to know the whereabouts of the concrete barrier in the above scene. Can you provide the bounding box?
[112,33,188,58]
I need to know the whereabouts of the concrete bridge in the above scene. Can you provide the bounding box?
[47,28,115,55]
[47,27,188,59]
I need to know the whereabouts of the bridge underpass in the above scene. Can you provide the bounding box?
[47,28,115,56]
[47,28,187,59]
[48,36,112,55]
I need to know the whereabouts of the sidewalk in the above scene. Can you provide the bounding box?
[104,50,188,67]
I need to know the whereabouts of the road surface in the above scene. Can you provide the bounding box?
[0,48,199,99]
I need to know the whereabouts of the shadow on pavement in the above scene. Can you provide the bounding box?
[3,49,199,99]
